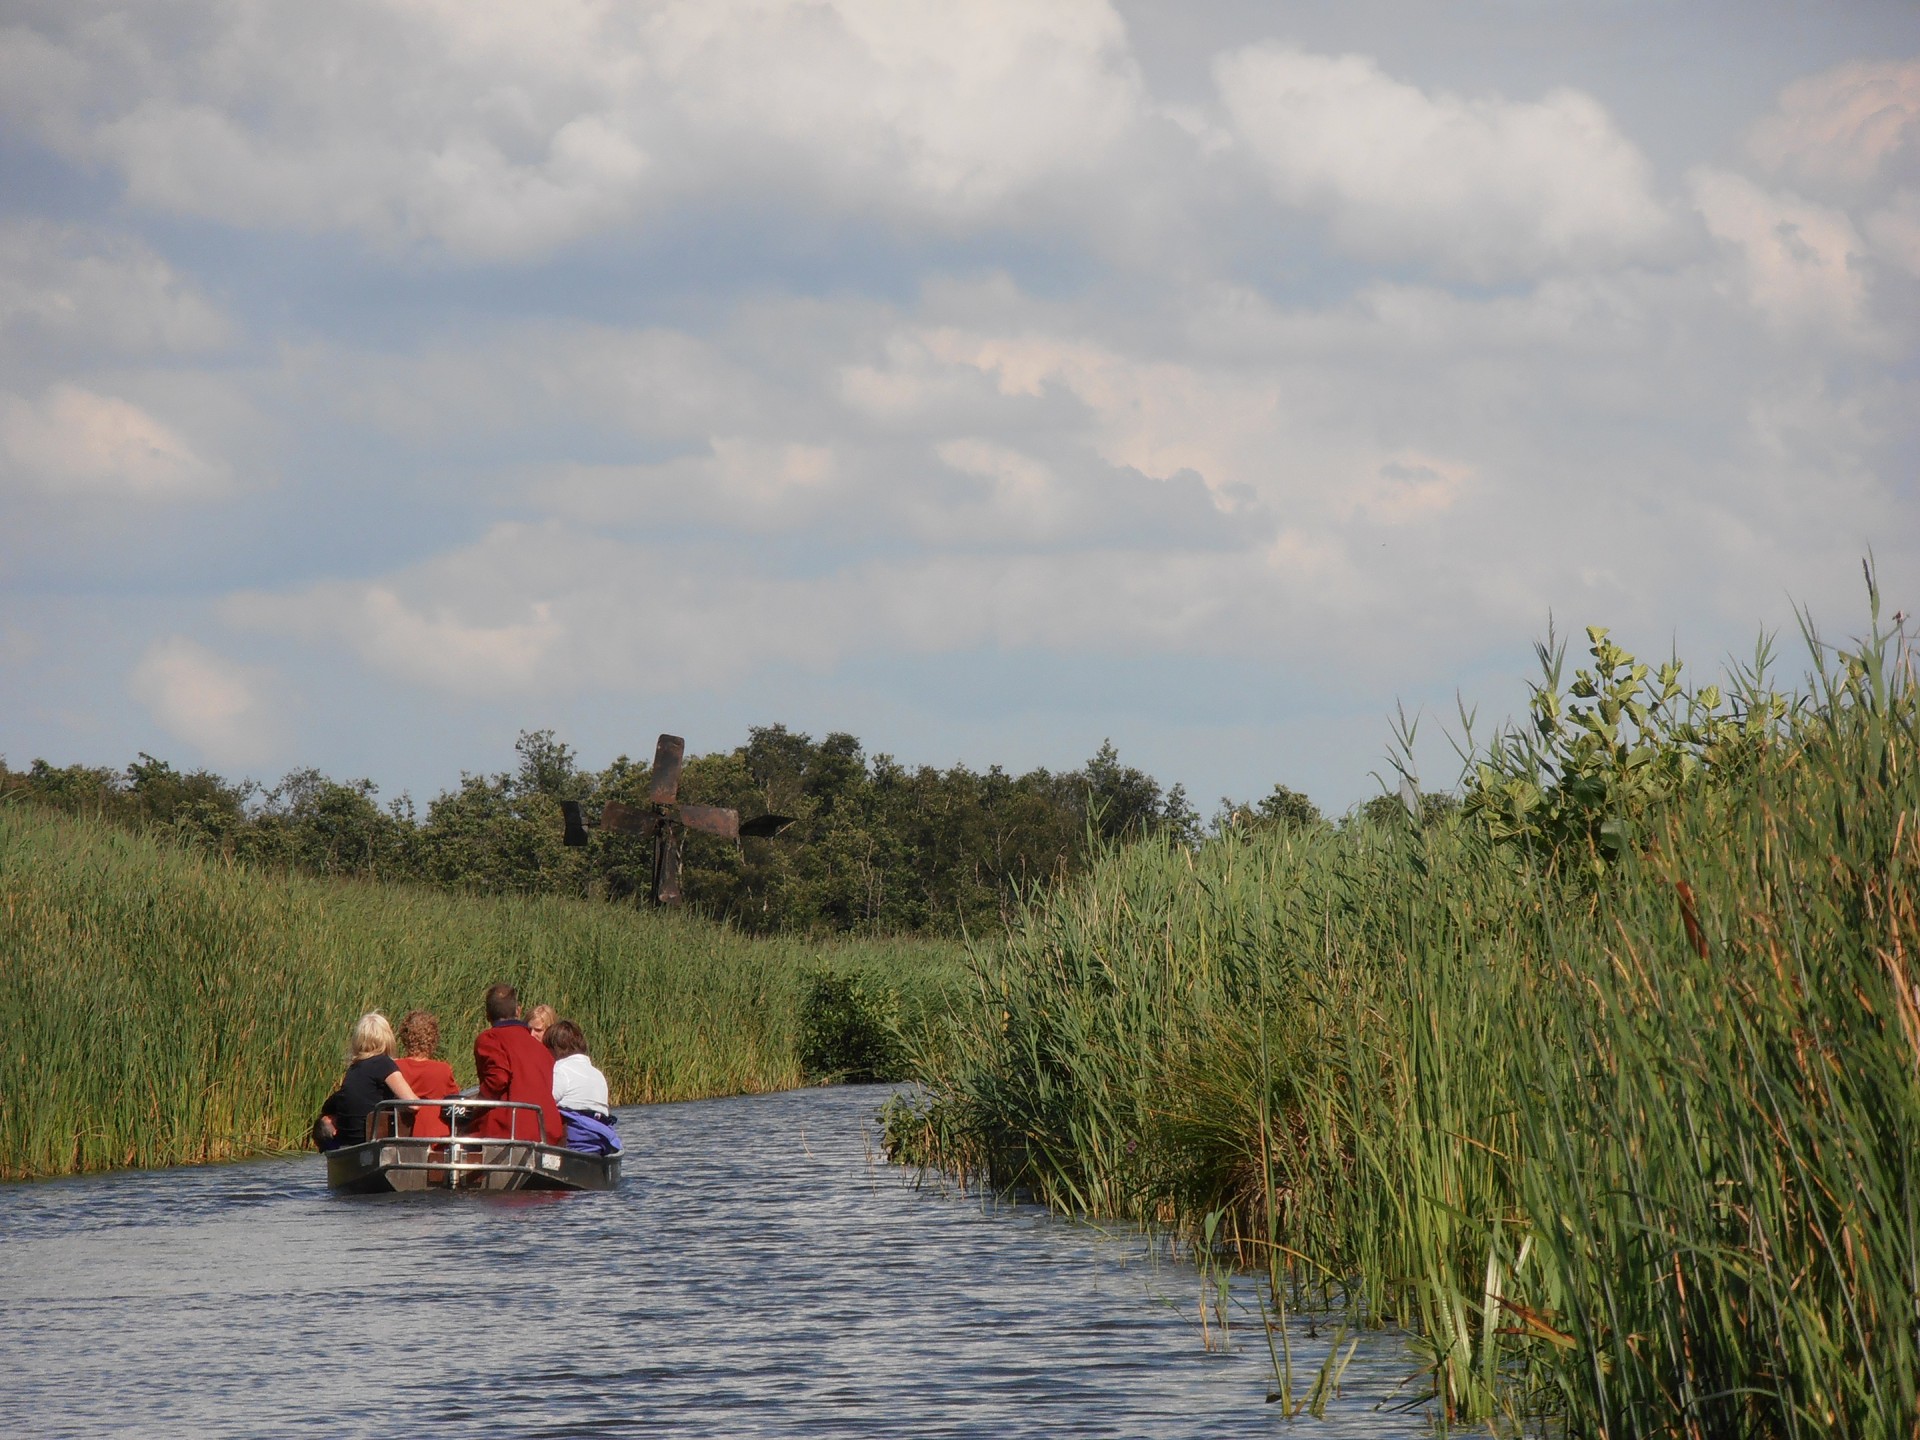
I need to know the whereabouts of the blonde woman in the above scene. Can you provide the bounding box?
[527,1004,558,1046]
[317,1012,421,1148]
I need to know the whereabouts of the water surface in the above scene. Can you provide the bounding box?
[0,1085,1427,1437]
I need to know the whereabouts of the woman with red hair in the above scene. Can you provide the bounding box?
[395,1010,459,1138]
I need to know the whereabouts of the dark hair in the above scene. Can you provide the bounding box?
[398,1010,440,1059]
[484,983,519,1023]
[546,1019,587,1058]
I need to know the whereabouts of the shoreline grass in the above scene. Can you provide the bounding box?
[891,606,1920,1435]
[1,804,962,1181]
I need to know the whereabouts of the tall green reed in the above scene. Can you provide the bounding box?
[0,807,962,1180]
[1510,604,1920,1435]
[893,600,1919,1434]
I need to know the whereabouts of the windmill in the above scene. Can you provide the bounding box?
[561,733,794,906]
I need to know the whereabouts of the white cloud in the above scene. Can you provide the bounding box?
[1866,188,1920,277]
[128,637,282,769]
[353,588,561,693]
[231,521,1273,695]
[0,0,1144,259]
[231,573,564,697]
[320,323,780,447]
[1,11,1910,811]
[0,221,232,356]
[1748,58,1920,189]
[1690,168,1871,336]
[881,326,1289,504]
[655,0,1141,214]
[225,253,1909,693]
[1214,45,1670,279]
[535,437,841,531]
[61,235,1897,815]
[0,384,230,498]
[935,438,1071,534]
[1349,452,1473,524]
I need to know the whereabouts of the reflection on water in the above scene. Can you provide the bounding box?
[0,1085,1427,1437]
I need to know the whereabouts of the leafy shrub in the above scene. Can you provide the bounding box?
[1463,622,1789,869]
[797,968,907,1082]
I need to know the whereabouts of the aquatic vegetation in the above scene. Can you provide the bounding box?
[893,592,1920,1435]
[0,808,963,1179]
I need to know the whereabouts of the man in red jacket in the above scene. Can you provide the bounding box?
[473,983,564,1143]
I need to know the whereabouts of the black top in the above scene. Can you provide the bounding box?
[327,1055,400,1146]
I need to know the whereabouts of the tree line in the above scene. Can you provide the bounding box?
[0,726,1355,936]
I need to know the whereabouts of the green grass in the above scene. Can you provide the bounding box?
[892,616,1920,1435]
[0,804,964,1180]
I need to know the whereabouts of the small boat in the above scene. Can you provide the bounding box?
[325,1098,621,1194]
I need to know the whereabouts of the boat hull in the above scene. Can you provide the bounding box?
[326,1136,620,1193]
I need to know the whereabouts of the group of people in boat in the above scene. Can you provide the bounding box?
[313,983,621,1156]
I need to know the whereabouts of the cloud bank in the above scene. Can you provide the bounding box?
[0,2,1915,810]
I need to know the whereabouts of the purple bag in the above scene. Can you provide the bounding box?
[559,1107,622,1155]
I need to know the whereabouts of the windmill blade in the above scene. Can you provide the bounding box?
[652,826,684,906]
[561,800,590,847]
[679,804,740,840]
[738,813,797,839]
[649,734,686,806]
[600,799,660,837]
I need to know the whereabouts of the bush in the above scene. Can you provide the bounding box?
[1463,623,1789,869]
[797,968,908,1082]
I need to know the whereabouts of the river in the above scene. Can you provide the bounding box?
[0,1085,1428,1437]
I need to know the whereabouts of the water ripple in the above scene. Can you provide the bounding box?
[0,1085,1428,1437]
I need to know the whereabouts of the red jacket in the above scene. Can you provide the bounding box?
[473,1021,563,1142]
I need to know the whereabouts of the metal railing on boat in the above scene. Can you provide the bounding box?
[360,1097,564,1189]
[366,1095,550,1141]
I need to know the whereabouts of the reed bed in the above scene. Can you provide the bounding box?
[893,613,1919,1436]
[0,806,962,1180]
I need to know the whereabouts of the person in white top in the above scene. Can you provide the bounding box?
[545,1019,611,1118]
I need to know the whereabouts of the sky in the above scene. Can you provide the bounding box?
[1,1,1916,815]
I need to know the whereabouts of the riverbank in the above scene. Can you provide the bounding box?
[891,611,1920,1435]
[0,805,963,1180]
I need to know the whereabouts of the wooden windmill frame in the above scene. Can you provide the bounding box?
[561,733,793,906]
